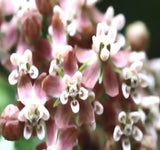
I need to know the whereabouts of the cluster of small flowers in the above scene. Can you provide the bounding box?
[0,0,159,150]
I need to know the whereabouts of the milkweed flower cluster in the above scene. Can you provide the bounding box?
[0,0,159,150]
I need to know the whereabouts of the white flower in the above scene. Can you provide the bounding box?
[49,45,73,75]
[121,61,148,104]
[92,23,121,62]
[8,49,39,85]
[60,71,89,113]
[113,111,143,150]
[18,102,49,140]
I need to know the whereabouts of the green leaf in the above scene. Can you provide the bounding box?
[57,67,63,78]
[75,144,82,150]
[78,60,90,72]
[53,98,61,108]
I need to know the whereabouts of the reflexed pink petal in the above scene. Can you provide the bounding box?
[112,50,130,68]
[43,75,63,98]
[122,138,131,150]
[18,75,32,105]
[82,58,100,89]
[46,119,58,146]
[78,100,95,126]
[54,104,72,129]
[70,100,80,113]
[113,125,123,141]
[63,48,77,76]
[103,63,119,97]
[1,21,18,51]
[33,73,47,104]
[23,124,33,140]
[34,38,52,60]
[58,126,78,150]
[51,13,66,45]
[76,47,96,63]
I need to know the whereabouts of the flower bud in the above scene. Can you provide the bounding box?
[126,21,149,51]
[20,10,42,43]
[36,0,54,15]
[0,104,23,140]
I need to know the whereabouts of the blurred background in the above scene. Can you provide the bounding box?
[0,0,160,149]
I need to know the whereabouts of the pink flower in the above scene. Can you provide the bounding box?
[17,73,50,140]
[8,49,39,85]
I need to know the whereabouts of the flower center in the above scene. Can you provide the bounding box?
[28,108,40,126]
[124,124,132,136]
[68,83,79,99]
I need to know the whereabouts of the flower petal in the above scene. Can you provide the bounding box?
[113,125,123,141]
[54,104,72,129]
[118,111,127,124]
[60,91,69,104]
[18,74,32,105]
[63,48,77,76]
[72,71,82,84]
[100,47,110,61]
[112,14,125,30]
[93,101,104,115]
[70,100,80,113]
[23,124,33,140]
[105,6,114,24]
[122,138,131,150]
[24,49,32,64]
[57,126,78,150]
[131,91,141,104]
[29,65,39,79]
[128,111,140,124]
[37,120,45,140]
[79,87,88,100]
[110,43,121,56]
[122,83,131,99]
[103,63,119,97]
[8,70,19,85]
[75,47,96,63]
[112,50,130,68]
[43,75,63,98]
[82,57,100,89]
[108,27,117,43]
[130,61,143,72]
[132,126,143,141]
[49,60,57,76]
[46,119,58,146]
[78,100,95,126]
[10,53,20,66]
[33,73,47,104]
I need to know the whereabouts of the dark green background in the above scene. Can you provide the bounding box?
[97,0,160,59]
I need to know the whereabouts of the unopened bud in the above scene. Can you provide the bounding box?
[126,21,149,51]
[0,104,23,140]
[36,0,54,15]
[20,10,42,43]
